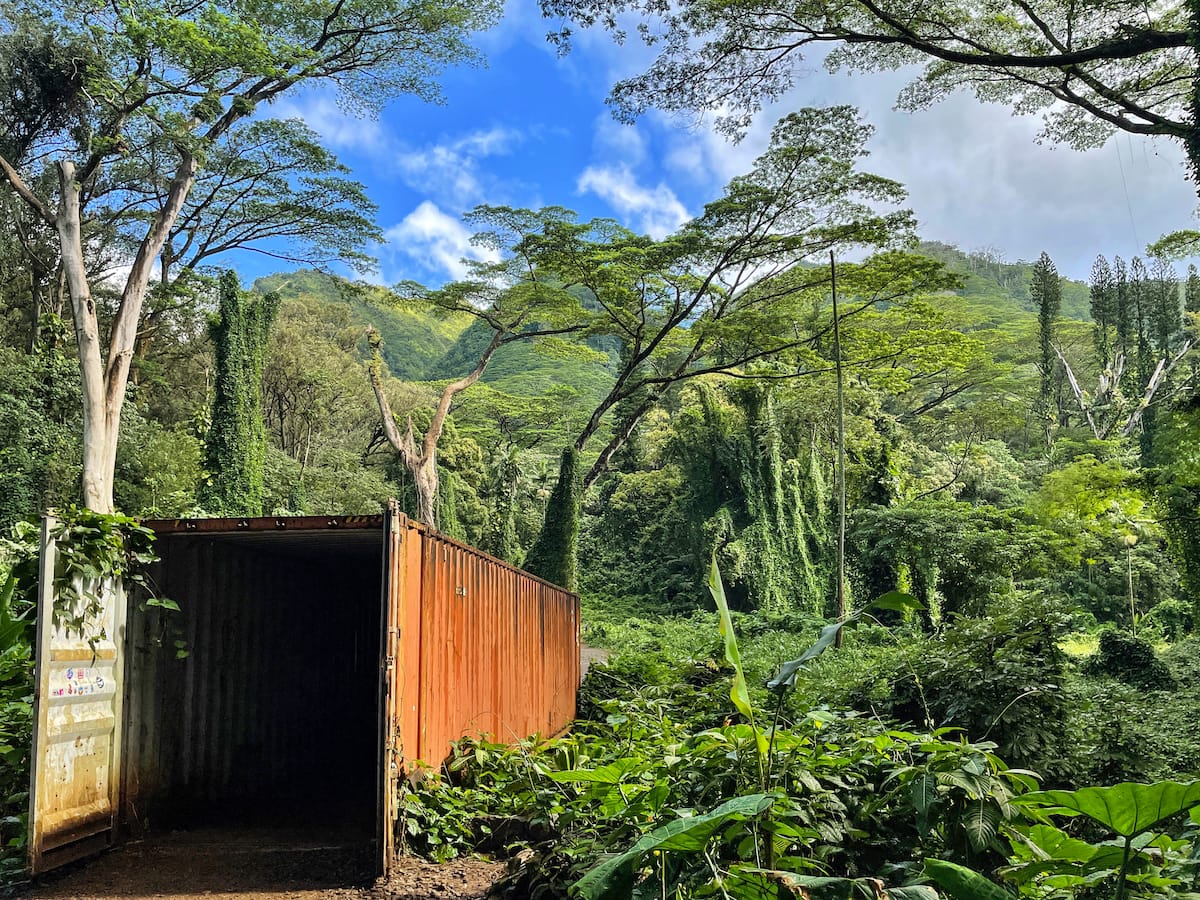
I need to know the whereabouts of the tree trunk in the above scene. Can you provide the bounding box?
[57,161,116,512]
[413,454,439,530]
[54,151,196,513]
[368,326,500,530]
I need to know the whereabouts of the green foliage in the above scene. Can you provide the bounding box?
[199,272,279,516]
[0,345,82,529]
[46,507,172,639]
[850,501,1061,620]
[1014,781,1200,900]
[403,603,1043,899]
[523,447,580,591]
[1082,628,1175,691]
[0,508,169,882]
[253,270,471,381]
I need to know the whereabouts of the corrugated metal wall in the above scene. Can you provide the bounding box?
[398,519,580,766]
[124,531,380,831]
[121,513,579,839]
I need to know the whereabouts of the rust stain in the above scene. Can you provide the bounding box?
[33,508,580,877]
[387,515,579,769]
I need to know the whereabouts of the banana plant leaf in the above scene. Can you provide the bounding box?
[571,792,776,900]
[708,554,767,756]
[767,592,923,691]
[924,859,1016,900]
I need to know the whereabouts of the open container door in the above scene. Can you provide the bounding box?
[28,515,128,874]
[377,501,403,877]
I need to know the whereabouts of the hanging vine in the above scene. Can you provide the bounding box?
[42,507,176,645]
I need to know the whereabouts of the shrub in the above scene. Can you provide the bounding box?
[1082,627,1176,690]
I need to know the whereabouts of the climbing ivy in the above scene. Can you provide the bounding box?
[523,446,580,591]
[678,383,831,615]
[0,508,176,646]
[199,272,280,517]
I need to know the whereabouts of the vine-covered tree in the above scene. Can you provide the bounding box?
[199,273,279,516]
[522,446,581,591]
[1031,252,1061,446]
[0,0,500,512]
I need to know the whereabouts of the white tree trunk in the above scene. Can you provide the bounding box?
[57,162,116,512]
[55,153,197,513]
[368,327,501,529]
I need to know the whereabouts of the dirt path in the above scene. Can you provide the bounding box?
[17,831,504,900]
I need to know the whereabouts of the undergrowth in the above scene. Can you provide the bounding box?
[407,578,1200,900]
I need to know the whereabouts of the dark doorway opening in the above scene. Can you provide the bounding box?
[124,528,383,857]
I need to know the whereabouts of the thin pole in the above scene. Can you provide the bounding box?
[831,251,847,647]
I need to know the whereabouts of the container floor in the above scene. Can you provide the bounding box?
[17,828,503,900]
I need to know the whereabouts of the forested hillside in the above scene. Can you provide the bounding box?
[918,242,1094,321]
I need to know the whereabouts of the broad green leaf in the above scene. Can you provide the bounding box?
[548,759,642,785]
[924,859,1016,900]
[726,869,859,900]
[767,621,846,691]
[912,773,939,815]
[572,793,776,900]
[1011,824,1102,864]
[870,591,925,613]
[1021,780,1200,837]
[891,887,941,900]
[708,554,767,757]
[962,798,1001,853]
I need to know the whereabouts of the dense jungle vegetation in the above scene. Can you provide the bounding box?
[3,0,1200,894]
[2,237,1200,897]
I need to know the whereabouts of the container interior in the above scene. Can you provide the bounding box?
[124,527,383,844]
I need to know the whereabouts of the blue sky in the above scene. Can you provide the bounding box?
[254,2,1197,286]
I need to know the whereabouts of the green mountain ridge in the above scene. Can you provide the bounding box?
[253,248,1090,405]
[252,269,616,401]
[918,241,1092,321]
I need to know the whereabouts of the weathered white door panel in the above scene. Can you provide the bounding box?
[377,502,401,876]
[28,516,127,874]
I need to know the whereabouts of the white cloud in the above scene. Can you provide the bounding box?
[395,126,523,208]
[384,201,500,282]
[551,24,1199,280]
[592,114,648,167]
[267,94,390,155]
[577,165,690,238]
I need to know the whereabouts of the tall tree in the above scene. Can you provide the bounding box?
[368,207,591,528]
[1129,256,1154,388]
[1187,264,1200,315]
[0,0,499,512]
[542,0,1200,192]
[506,111,957,580]
[532,108,919,490]
[1114,255,1133,364]
[199,273,279,516]
[1031,251,1061,446]
[1090,255,1116,369]
[1149,256,1183,353]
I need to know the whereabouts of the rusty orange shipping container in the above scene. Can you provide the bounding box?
[27,501,580,877]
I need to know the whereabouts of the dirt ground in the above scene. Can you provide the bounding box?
[15,830,505,900]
